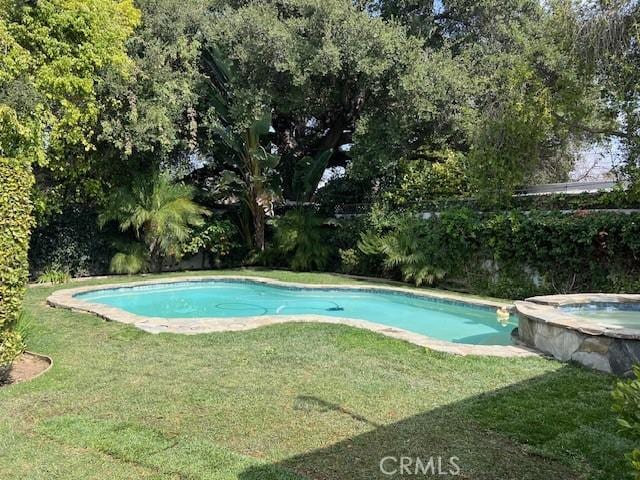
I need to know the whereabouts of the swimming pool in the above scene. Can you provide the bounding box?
[73,279,516,345]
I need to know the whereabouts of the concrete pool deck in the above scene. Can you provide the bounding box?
[47,275,538,358]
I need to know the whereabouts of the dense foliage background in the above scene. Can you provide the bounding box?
[0,0,139,367]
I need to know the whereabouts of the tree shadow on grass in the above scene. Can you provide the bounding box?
[240,365,630,480]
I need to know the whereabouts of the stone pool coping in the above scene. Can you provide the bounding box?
[46,275,538,357]
[515,293,640,340]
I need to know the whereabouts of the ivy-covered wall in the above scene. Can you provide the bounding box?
[29,205,115,278]
[0,157,34,366]
[460,210,640,298]
[345,209,640,299]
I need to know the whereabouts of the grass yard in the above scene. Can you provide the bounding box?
[0,269,633,479]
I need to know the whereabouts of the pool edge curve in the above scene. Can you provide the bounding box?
[47,275,538,358]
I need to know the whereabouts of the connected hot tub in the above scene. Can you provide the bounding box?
[515,294,640,376]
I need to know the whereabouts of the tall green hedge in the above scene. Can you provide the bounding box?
[0,157,34,366]
[354,208,640,299]
[29,204,115,278]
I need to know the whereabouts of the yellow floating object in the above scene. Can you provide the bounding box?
[496,307,510,326]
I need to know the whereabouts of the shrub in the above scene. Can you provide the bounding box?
[272,209,330,271]
[612,365,640,477]
[107,242,150,275]
[0,157,34,367]
[338,248,360,274]
[36,266,71,284]
[354,208,640,298]
[29,204,114,278]
[358,217,445,286]
[325,216,384,274]
[181,216,240,268]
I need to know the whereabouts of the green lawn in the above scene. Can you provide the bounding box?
[0,269,633,479]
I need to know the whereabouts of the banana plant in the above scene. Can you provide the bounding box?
[215,113,281,251]
[291,149,333,203]
[203,46,281,251]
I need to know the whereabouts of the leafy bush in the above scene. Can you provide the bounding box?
[36,266,71,284]
[272,209,330,271]
[181,216,239,268]
[358,218,445,286]
[612,365,640,477]
[108,243,149,275]
[100,173,209,274]
[338,248,360,274]
[0,157,33,367]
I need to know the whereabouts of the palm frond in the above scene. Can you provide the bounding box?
[101,173,209,272]
[109,243,149,275]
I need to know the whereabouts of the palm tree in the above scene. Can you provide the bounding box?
[99,173,209,273]
[202,47,334,251]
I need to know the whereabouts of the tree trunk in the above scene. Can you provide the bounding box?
[148,242,163,273]
[254,208,265,251]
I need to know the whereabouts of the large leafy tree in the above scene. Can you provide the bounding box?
[202,0,444,200]
[575,1,640,189]
[96,0,208,167]
[0,0,139,364]
[4,0,142,220]
[460,1,587,200]
[356,0,606,204]
[33,0,207,218]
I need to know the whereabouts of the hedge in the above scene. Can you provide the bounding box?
[0,157,34,366]
[29,204,115,278]
[446,209,640,298]
[325,190,639,216]
[349,208,640,299]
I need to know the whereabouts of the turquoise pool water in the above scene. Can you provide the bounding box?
[560,303,640,329]
[76,280,516,345]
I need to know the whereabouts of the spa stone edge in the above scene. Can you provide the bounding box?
[516,293,640,376]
